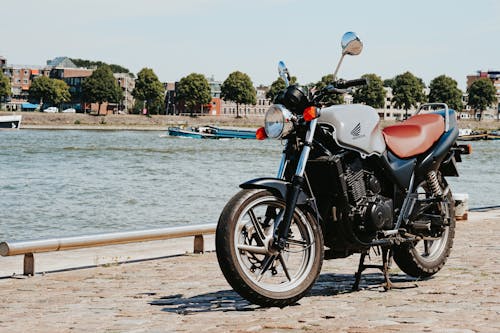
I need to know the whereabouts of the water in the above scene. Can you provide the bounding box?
[0,130,498,240]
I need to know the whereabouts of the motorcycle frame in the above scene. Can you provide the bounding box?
[242,112,461,252]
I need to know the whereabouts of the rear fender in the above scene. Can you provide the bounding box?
[240,177,310,205]
[439,154,459,177]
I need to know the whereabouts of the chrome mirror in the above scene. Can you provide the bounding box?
[341,31,363,56]
[333,32,363,80]
[278,61,290,87]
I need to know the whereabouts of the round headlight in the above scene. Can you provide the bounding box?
[264,104,294,139]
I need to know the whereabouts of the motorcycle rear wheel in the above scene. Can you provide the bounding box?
[216,189,323,307]
[393,178,455,278]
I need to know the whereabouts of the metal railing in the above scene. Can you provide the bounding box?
[0,223,216,276]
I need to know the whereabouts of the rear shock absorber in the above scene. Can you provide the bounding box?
[427,170,442,196]
[427,170,450,221]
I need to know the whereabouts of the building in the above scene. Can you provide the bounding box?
[466,70,500,120]
[0,56,51,109]
[114,73,135,113]
[1,55,135,113]
[219,85,271,116]
[50,66,93,111]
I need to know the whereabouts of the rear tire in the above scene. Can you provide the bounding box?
[216,189,323,307]
[393,178,455,278]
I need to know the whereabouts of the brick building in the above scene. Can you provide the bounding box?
[466,70,500,120]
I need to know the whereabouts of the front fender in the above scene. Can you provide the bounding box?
[240,177,310,205]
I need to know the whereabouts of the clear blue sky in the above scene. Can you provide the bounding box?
[1,0,498,89]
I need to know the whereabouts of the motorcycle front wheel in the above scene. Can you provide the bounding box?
[216,189,323,307]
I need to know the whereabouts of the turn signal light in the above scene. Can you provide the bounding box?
[303,106,319,121]
[256,127,267,140]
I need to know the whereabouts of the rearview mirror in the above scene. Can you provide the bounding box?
[341,32,363,56]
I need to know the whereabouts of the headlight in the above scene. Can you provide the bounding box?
[264,104,294,139]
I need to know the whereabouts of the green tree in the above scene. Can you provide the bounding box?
[52,79,71,106]
[70,58,133,75]
[383,78,395,88]
[314,74,344,106]
[132,68,165,115]
[467,78,497,121]
[29,76,70,109]
[221,71,257,118]
[352,73,386,108]
[391,71,426,119]
[0,71,12,104]
[175,73,211,115]
[266,76,297,102]
[428,75,463,112]
[82,65,122,115]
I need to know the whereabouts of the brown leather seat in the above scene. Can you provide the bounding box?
[382,114,445,158]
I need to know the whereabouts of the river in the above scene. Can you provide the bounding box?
[0,130,498,240]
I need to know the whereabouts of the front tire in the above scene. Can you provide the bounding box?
[216,189,324,307]
[393,178,455,278]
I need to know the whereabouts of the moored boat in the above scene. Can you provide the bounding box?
[0,115,22,129]
[487,130,500,140]
[166,125,257,139]
[167,126,218,139]
[207,126,256,139]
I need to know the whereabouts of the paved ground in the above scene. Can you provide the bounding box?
[0,210,499,332]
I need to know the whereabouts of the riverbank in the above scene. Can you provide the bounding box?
[3,111,264,130]
[0,209,498,332]
[2,111,499,131]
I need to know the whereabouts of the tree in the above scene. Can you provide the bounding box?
[0,71,11,104]
[132,68,165,115]
[352,73,386,108]
[467,78,497,121]
[266,76,297,102]
[52,79,72,106]
[82,65,122,115]
[314,74,344,106]
[383,78,395,88]
[221,71,256,118]
[70,58,133,75]
[428,75,463,112]
[175,73,211,115]
[29,76,70,109]
[391,71,426,119]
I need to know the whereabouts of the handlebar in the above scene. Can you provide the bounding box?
[335,78,368,89]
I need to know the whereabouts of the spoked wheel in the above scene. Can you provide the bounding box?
[216,189,323,307]
[393,177,455,278]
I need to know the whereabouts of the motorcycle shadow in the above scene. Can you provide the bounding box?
[310,272,420,297]
[150,272,422,314]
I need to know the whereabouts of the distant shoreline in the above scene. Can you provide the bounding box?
[2,111,499,131]
[2,111,264,130]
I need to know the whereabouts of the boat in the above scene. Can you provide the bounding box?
[0,115,22,129]
[166,126,218,139]
[207,126,257,139]
[166,125,256,139]
[487,130,500,140]
[458,128,487,141]
[458,128,500,141]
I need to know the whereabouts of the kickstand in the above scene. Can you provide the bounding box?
[352,247,393,291]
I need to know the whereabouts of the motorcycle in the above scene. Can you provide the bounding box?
[215,32,471,307]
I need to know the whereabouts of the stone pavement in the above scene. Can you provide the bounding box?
[0,210,499,332]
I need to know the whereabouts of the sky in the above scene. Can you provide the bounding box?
[1,0,498,90]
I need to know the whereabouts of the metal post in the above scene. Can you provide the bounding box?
[193,235,204,254]
[24,253,34,276]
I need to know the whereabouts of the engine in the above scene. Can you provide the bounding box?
[343,156,393,232]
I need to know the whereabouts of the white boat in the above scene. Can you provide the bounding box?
[0,115,22,129]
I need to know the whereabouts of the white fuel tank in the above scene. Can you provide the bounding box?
[318,104,386,156]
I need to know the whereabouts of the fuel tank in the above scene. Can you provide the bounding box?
[319,104,386,156]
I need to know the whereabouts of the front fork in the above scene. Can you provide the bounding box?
[273,119,318,250]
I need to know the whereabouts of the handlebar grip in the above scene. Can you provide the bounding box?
[336,78,368,89]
